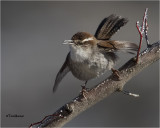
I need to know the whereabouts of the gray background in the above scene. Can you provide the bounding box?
[1,1,159,127]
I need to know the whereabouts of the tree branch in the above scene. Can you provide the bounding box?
[30,40,160,127]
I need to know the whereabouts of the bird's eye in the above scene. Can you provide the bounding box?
[75,40,83,45]
[74,40,89,46]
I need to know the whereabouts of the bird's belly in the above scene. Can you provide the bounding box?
[69,57,111,81]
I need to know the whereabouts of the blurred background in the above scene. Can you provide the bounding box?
[1,1,159,127]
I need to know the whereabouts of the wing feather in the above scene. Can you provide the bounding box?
[97,40,138,53]
[95,15,128,40]
[53,53,70,92]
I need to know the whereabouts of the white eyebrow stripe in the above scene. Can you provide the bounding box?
[82,37,94,42]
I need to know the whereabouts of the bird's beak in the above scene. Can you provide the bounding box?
[63,40,74,45]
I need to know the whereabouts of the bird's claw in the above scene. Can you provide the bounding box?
[80,85,89,99]
[111,68,121,80]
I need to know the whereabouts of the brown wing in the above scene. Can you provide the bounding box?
[97,40,138,53]
[97,40,117,52]
[95,15,128,40]
[53,53,70,92]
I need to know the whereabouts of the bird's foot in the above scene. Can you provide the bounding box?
[80,85,89,99]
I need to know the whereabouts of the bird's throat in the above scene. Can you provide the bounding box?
[70,46,92,63]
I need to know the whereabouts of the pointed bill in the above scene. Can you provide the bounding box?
[63,40,74,45]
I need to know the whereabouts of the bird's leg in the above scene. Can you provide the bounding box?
[118,89,139,98]
[81,81,88,90]
[111,68,121,80]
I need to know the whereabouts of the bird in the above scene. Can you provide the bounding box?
[53,14,138,92]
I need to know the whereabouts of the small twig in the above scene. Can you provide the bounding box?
[136,21,143,63]
[144,18,150,46]
[136,8,148,63]
[29,114,64,128]
[121,90,140,98]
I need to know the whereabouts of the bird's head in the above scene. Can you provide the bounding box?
[63,32,97,49]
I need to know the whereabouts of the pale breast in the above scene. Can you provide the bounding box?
[69,52,115,81]
[69,60,97,81]
[69,45,117,81]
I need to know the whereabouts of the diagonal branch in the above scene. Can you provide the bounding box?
[30,40,160,128]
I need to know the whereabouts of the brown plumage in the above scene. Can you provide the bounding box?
[72,32,93,41]
[53,14,138,92]
[97,40,138,53]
